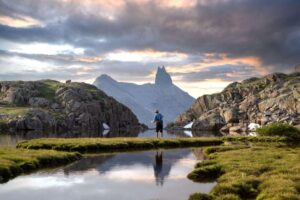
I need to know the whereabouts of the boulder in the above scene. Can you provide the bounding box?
[192,112,225,131]
[223,107,239,123]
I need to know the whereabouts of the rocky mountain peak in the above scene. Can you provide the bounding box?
[95,74,116,84]
[94,66,194,127]
[155,66,173,86]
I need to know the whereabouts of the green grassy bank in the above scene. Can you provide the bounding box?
[16,136,296,153]
[0,148,81,183]
[188,144,300,200]
[16,137,223,153]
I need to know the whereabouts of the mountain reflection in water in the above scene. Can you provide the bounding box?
[63,148,204,186]
[0,148,214,200]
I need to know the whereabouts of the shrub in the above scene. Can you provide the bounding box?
[256,123,300,139]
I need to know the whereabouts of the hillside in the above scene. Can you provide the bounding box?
[93,66,194,127]
[176,72,300,132]
[0,80,140,133]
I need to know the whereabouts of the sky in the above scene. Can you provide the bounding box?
[0,0,299,98]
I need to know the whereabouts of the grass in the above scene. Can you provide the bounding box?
[16,136,297,153]
[0,147,81,183]
[16,137,223,153]
[0,106,29,116]
[189,193,213,200]
[256,123,300,139]
[36,80,61,100]
[222,135,297,143]
[188,144,300,200]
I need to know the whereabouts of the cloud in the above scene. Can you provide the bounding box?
[175,64,260,82]
[0,0,299,97]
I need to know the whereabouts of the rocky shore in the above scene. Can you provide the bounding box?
[175,72,300,134]
[0,80,144,133]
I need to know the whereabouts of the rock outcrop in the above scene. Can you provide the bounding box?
[175,72,300,132]
[0,80,141,133]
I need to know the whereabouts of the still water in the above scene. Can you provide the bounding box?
[0,148,216,200]
[0,129,220,147]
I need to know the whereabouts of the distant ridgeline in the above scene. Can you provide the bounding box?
[0,80,141,133]
[175,72,300,133]
[93,66,195,127]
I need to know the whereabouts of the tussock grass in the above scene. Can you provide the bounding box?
[256,123,300,139]
[188,163,225,182]
[0,148,81,183]
[188,145,300,200]
[16,137,223,153]
[189,193,213,200]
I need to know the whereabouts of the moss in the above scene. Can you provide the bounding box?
[203,145,249,155]
[222,136,291,143]
[188,144,300,200]
[256,123,300,139]
[211,177,260,198]
[188,163,225,182]
[189,193,213,200]
[17,137,223,153]
[214,194,240,200]
[0,147,81,183]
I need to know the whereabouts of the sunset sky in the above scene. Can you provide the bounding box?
[0,0,299,97]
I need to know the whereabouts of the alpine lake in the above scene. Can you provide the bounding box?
[0,129,219,200]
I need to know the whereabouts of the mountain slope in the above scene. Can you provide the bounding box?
[93,67,194,127]
[0,80,140,133]
[175,72,300,132]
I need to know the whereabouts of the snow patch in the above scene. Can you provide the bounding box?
[248,123,260,131]
[184,121,193,129]
[103,123,110,130]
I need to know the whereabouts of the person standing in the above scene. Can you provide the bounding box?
[153,110,163,137]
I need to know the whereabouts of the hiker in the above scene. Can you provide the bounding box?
[153,110,163,137]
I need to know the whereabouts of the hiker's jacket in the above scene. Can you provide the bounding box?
[153,113,163,123]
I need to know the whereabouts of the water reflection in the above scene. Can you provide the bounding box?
[0,129,221,147]
[0,148,215,200]
[154,151,164,185]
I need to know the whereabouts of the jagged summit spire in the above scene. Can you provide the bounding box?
[155,66,173,86]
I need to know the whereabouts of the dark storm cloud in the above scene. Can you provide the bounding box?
[0,0,300,76]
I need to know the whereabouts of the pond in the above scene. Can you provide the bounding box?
[0,148,216,200]
[0,129,221,147]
